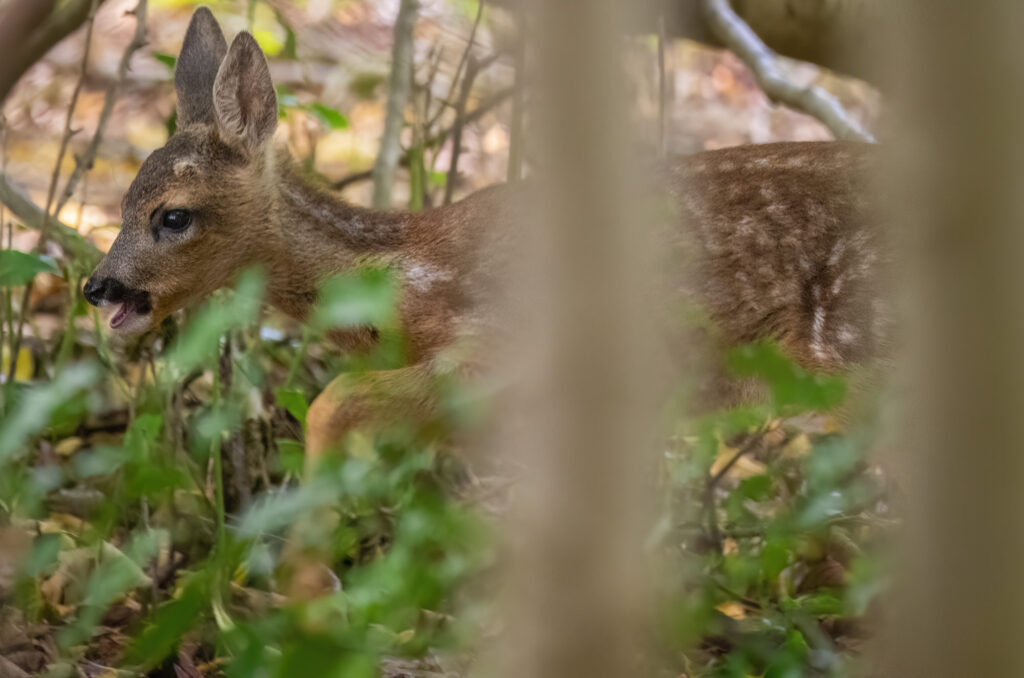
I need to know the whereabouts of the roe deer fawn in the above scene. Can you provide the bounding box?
[83,8,885,468]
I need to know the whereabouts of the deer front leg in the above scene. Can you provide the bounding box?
[304,363,439,472]
[279,363,440,599]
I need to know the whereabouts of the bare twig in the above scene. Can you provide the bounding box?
[8,0,146,384]
[56,0,149,216]
[372,0,419,208]
[0,0,109,105]
[37,0,100,252]
[334,85,513,192]
[426,0,485,131]
[0,174,98,262]
[443,57,479,205]
[702,427,767,545]
[701,0,875,143]
[6,0,101,383]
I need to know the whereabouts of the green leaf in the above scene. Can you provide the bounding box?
[152,52,176,70]
[308,103,349,130]
[274,388,309,426]
[760,540,790,581]
[737,474,772,501]
[166,268,265,378]
[311,266,397,332]
[124,570,211,668]
[0,362,100,465]
[794,592,844,615]
[727,341,846,411]
[0,250,58,287]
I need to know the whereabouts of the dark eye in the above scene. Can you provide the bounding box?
[162,209,192,232]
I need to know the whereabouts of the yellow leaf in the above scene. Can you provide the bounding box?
[55,437,82,457]
[252,29,284,56]
[1,346,33,382]
[781,433,812,459]
[709,439,766,479]
[716,600,746,620]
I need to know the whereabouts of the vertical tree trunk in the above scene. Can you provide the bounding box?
[372,0,418,208]
[880,1,1024,676]
[498,1,662,677]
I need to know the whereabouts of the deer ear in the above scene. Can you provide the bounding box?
[174,7,228,127]
[213,32,278,155]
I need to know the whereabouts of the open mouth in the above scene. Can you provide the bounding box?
[109,298,151,330]
[83,277,154,333]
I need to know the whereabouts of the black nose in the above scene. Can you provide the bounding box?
[83,277,107,307]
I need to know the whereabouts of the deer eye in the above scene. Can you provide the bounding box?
[162,209,192,232]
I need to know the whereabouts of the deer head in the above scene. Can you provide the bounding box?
[83,7,280,333]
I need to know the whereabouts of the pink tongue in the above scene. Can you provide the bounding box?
[110,303,129,329]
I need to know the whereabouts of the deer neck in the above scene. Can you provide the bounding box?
[261,160,409,321]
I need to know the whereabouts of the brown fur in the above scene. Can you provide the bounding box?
[86,9,883,461]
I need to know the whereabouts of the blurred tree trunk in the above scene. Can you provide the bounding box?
[0,0,105,105]
[878,1,1024,676]
[496,0,662,677]
[372,0,418,208]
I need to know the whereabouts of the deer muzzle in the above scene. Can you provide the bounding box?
[82,276,153,332]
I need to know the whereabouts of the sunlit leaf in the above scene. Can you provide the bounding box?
[152,51,176,70]
[308,103,350,130]
[0,250,58,287]
[275,388,309,426]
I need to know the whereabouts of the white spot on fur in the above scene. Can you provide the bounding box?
[838,325,858,345]
[405,262,453,292]
[831,274,845,297]
[173,158,198,175]
[810,305,829,361]
[828,237,848,266]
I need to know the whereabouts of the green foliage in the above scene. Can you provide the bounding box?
[654,343,886,677]
[0,250,58,287]
[311,266,398,332]
[727,341,846,411]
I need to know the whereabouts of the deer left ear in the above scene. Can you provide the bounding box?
[213,32,278,155]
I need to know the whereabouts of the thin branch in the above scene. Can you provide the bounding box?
[38,0,100,253]
[702,427,767,546]
[443,56,479,205]
[56,0,148,216]
[5,0,100,383]
[0,0,109,105]
[701,0,875,143]
[426,0,485,131]
[334,85,514,192]
[0,174,99,263]
[372,0,419,208]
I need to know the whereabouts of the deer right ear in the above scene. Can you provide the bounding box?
[174,7,228,127]
[212,32,278,155]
